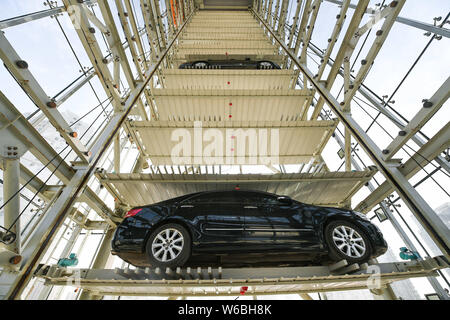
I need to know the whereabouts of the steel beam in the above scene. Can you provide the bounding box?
[0,92,116,226]
[307,43,450,175]
[54,70,96,108]
[342,3,405,108]
[267,0,274,26]
[292,0,312,58]
[0,7,66,30]
[309,0,368,119]
[79,228,115,300]
[62,0,123,110]
[287,0,302,48]
[276,0,289,38]
[34,256,449,297]
[153,0,168,50]
[298,0,321,67]
[141,0,159,62]
[2,158,21,253]
[355,121,450,214]
[146,0,164,54]
[124,0,149,68]
[324,0,450,39]
[382,76,450,161]
[0,1,99,30]
[316,0,350,79]
[0,33,90,162]
[112,0,150,119]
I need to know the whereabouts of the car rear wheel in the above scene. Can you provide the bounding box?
[324,220,372,264]
[192,61,210,69]
[257,61,274,69]
[146,223,191,268]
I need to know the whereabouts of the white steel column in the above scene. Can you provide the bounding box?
[79,228,115,300]
[3,158,21,253]
[114,133,121,174]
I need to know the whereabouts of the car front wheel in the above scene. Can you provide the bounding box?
[146,223,191,268]
[257,61,274,69]
[324,220,372,264]
[192,61,210,69]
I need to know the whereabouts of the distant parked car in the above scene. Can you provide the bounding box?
[179,60,280,69]
[111,190,387,268]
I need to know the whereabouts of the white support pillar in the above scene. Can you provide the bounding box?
[3,158,21,254]
[371,287,397,300]
[114,133,121,174]
[299,293,314,300]
[79,228,115,300]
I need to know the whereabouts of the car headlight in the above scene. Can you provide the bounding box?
[353,211,370,221]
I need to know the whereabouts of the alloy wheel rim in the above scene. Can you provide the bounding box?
[151,228,184,262]
[194,62,208,68]
[332,225,366,258]
[259,61,272,68]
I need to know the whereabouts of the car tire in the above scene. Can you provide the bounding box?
[192,61,210,69]
[146,223,191,268]
[324,220,372,264]
[257,61,274,69]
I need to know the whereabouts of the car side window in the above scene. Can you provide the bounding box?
[244,192,279,205]
[183,192,242,204]
[183,193,213,204]
[261,195,279,205]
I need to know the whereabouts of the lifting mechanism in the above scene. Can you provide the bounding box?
[0,0,449,300]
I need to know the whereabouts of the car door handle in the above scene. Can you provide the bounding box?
[180,205,194,208]
[244,206,258,209]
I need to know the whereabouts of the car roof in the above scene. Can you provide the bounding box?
[185,189,279,198]
[148,190,286,206]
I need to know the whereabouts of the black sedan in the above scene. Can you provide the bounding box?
[111,190,387,268]
[179,60,280,69]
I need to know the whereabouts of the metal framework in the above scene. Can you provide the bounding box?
[0,0,448,300]
[33,255,450,297]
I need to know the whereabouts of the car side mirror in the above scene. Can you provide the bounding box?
[277,196,292,205]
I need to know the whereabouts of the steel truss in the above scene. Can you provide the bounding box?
[0,0,448,300]
[34,256,450,297]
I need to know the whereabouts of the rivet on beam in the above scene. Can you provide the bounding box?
[15,60,28,69]
[423,100,433,108]
[46,101,57,108]
[390,1,399,8]
[9,255,22,265]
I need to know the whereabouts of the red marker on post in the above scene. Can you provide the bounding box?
[240,286,248,295]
